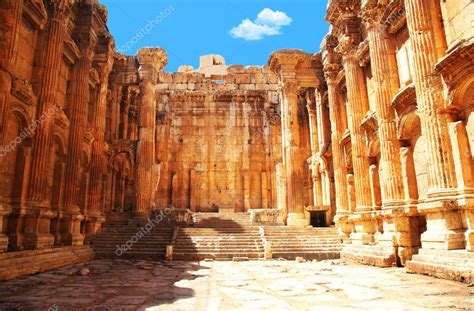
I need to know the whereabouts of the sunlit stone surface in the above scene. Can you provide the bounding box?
[0,1,473,306]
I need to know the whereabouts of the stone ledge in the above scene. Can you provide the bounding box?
[405,249,474,284]
[0,246,94,281]
[340,244,397,267]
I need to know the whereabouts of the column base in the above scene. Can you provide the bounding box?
[23,233,55,250]
[84,217,105,236]
[420,209,465,250]
[59,208,85,246]
[0,235,8,253]
[0,203,11,252]
[350,213,376,245]
[334,213,353,243]
[286,212,309,227]
[22,203,56,250]
[463,209,474,252]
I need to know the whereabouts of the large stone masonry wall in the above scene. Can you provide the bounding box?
[152,64,283,212]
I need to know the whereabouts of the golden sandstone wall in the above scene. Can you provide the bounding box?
[0,0,473,279]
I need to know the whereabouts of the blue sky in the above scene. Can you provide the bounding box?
[100,0,330,72]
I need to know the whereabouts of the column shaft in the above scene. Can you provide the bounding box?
[367,25,405,206]
[342,52,372,211]
[404,0,457,192]
[28,13,69,203]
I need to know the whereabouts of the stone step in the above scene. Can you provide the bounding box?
[271,251,340,260]
[416,248,474,259]
[0,246,94,281]
[406,259,473,284]
[172,252,264,261]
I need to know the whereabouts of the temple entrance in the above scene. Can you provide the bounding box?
[310,211,327,227]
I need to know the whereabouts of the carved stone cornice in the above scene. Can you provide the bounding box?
[435,39,474,87]
[89,67,100,86]
[63,38,81,65]
[392,83,416,117]
[54,106,70,130]
[361,0,406,34]
[360,111,379,156]
[381,1,406,34]
[356,40,370,67]
[11,78,36,106]
[24,0,48,30]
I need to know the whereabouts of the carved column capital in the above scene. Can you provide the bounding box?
[47,0,74,21]
[336,34,359,57]
[281,80,299,95]
[360,0,385,30]
[323,62,342,81]
[306,89,316,115]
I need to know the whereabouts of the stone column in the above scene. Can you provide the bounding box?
[62,32,96,246]
[0,0,23,134]
[404,0,464,250]
[134,78,156,219]
[306,90,319,155]
[133,48,167,224]
[337,35,372,213]
[281,80,309,227]
[24,0,73,249]
[322,44,349,217]
[85,55,114,236]
[361,4,405,207]
[0,0,23,252]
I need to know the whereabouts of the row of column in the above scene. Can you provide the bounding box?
[0,1,114,251]
[322,0,472,260]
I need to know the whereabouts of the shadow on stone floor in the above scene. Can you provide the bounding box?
[0,259,210,310]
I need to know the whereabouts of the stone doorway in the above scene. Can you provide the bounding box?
[310,211,327,227]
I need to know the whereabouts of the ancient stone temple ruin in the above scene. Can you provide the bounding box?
[0,0,473,305]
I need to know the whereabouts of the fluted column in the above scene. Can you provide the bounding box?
[405,0,464,250]
[132,48,167,221]
[61,30,95,245]
[0,0,23,135]
[281,80,309,226]
[85,57,113,235]
[28,1,72,205]
[323,61,348,216]
[362,4,405,207]
[306,90,319,155]
[23,1,72,250]
[337,36,372,212]
[0,0,23,252]
[404,0,457,193]
[135,78,156,217]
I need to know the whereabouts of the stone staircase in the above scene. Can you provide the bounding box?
[92,214,174,260]
[264,226,342,260]
[172,213,265,260]
[0,246,94,281]
[406,249,474,284]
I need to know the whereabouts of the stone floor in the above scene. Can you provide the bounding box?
[0,259,472,311]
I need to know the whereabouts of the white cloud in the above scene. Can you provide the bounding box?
[255,8,292,27]
[229,8,292,41]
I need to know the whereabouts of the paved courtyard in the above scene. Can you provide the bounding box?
[0,259,472,310]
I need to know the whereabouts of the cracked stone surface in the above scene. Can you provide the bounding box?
[0,259,472,310]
